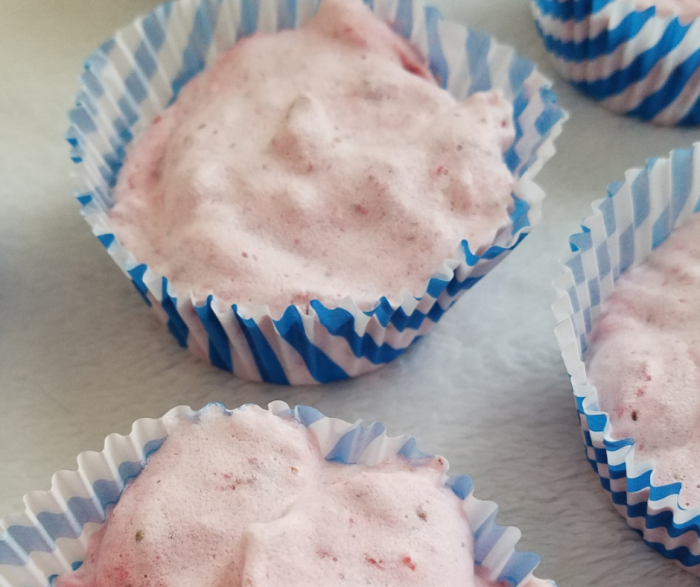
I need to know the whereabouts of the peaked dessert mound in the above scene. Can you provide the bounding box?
[110,0,516,315]
[586,214,700,508]
[53,406,548,587]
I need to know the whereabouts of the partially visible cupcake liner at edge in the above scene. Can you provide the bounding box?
[530,0,700,125]
[68,0,567,385]
[552,142,700,574]
[0,402,557,587]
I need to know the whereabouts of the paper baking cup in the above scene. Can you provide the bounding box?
[552,143,700,573]
[531,0,700,125]
[67,0,567,385]
[0,401,556,586]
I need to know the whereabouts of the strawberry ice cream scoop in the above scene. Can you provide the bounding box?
[53,405,547,587]
[109,0,516,316]
[586,213,700,508]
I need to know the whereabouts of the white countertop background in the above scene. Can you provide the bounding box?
[0,1,698,585]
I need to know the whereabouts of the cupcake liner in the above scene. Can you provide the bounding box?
[552,142,700,573]
[0,401,556,587]
[530,0,700,125]
[68,0,567,385]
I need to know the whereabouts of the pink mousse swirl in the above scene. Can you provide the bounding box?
[110,0,516,316]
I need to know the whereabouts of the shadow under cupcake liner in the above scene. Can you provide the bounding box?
[0,402,556,586]
[530,0,700,125]
[68,0,567,384]
[553,143,700,574]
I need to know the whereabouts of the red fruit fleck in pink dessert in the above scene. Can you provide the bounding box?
[587,213,700,508]
[109,0,516,316]
[53,406,549,587]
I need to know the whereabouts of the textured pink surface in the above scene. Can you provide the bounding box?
[620,0,700,21]
[110,0,515,316]
[586,214,700,509]
[54,405,516,587]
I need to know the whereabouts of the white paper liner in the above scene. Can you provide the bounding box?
[552,142,700,574]
[68,0,567,384]
[530,0,700,125]
[0,402,556,586]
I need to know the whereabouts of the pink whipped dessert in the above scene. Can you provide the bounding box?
[586,213,700,508]
[110,0,516,316]
[617,0,700,21]
[54,405,549,587]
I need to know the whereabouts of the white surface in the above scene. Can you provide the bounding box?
[0,1,698,586]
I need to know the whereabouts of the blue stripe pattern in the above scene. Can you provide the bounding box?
[531,0,700,125]
[0,438,164,569]
[171,0,223,101]
[0,404,554,587]
[195,296,234,370]
[68,0,565,384]
[556,144,700,572]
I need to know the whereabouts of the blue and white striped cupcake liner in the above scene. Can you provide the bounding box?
[531,0,700,125]
[67,0,567,385]
[0,401,556,586]
[552,143,700,574]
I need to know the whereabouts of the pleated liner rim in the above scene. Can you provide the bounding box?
[530,0,700,125]
[552,142,700,574]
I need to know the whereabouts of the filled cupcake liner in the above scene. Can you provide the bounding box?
[0,401,556,586]
[552,142,700,573]
[530,0,700,125]
[67,0,567,385]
